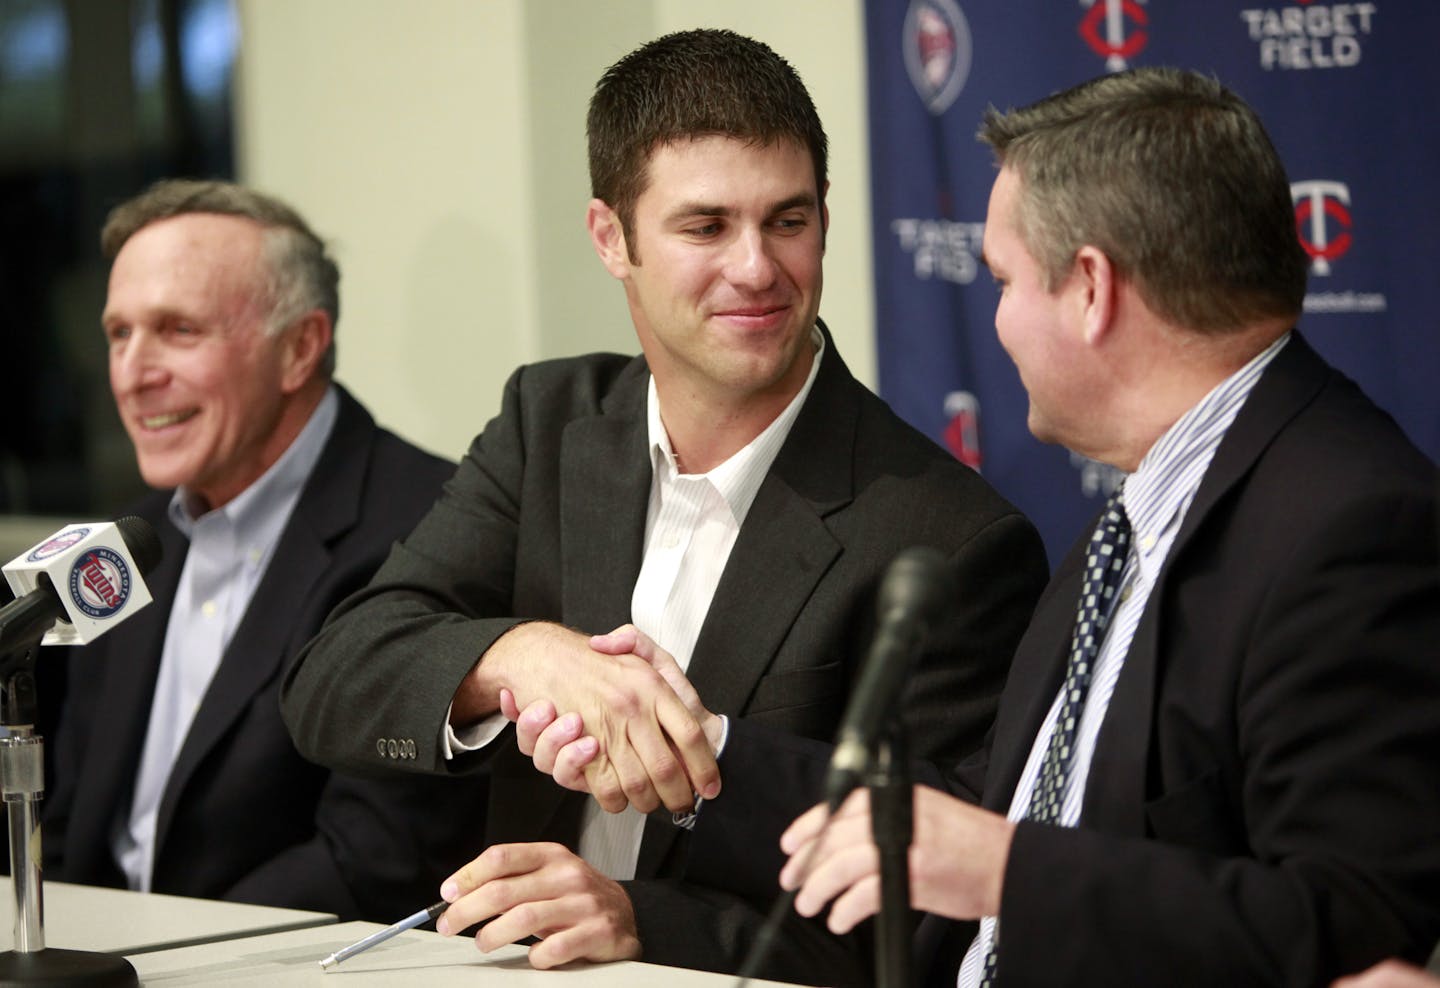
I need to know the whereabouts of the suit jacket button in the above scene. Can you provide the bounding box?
[375,738,388,757]
[386,739,399,758]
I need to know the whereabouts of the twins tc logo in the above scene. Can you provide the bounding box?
[903,0,972,115]
[1079,0,1149,72]
[27,526,90,562]
[68,547,132,619]
[1291,180,1352,276]
[943,391,982,471]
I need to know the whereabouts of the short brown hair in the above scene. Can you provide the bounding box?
[587,29,828,259]
[979,67,1308,333]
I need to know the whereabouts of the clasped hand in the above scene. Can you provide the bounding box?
[496,624,723,815]
[435,626,721,969]
[497,626,1017,935]
[778,786,1015,933]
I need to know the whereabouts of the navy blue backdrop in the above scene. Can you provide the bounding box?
[866,0,1437,563]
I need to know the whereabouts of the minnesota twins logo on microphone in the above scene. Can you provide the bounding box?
[1079,0,1149,72]
[1291,180,1352,276]
[903,0,971,114]
[27,527,91,562]
[68,547,132,619]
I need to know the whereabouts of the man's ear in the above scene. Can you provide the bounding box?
[1073,245,1116,346]
[278,310,333,393]
[821,180,830,252]
[587,199,631,279]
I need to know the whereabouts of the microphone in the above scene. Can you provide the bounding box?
[1,517,162,653]
[0,517,160,985]
[824,546,956,807]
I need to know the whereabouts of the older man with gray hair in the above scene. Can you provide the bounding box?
[43,180,485,920]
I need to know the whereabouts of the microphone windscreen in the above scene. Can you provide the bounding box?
[877,545,956,629]
[115,515,162,576]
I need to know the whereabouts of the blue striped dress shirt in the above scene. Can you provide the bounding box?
[958,332,1290,986]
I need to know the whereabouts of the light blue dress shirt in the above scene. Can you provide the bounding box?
[113,386,338,891]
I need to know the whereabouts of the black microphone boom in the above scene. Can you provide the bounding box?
[115,515,164,574]
[824,545,957,807]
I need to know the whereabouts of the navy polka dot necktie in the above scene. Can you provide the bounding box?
[978,487,1131,987]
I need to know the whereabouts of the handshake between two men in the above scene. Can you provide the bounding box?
[434,621,1008,973]
[429,622,722,968]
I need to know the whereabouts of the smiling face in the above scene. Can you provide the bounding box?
[594,135,826,412]
[103,213,305,510]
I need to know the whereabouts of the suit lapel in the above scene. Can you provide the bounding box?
[1169,333,1326,558]
[980,550,1078,812]
[638,330,854,877]
[687,328,853,713]
[153,387,372,851]
[635,477,843,877]
[559,361,650,632]
[508,362,651,845]
[65,504,184,873]
[684,484,843,714]
[1081,334,1328,835]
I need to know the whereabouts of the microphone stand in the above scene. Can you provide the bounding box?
[867,718,913,988]
[0,628,137,986]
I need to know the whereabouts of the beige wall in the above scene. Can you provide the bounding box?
[235,0,874,461]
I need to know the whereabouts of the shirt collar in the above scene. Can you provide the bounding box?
[647,325,824,526]
[1121,332,1290,557]
[168,384,340,543]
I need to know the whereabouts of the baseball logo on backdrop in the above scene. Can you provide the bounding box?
[903,0,972,114]
[1291,179,1388,314]
[1292,179,1353,276]
[943,391,983,470]
[1078,0,1149,72]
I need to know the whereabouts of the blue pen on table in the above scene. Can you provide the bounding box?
[319,900,449,971]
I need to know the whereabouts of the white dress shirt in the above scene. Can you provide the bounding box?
[446,329,824,882]
[113,386,338,891]
[581,331,823,879]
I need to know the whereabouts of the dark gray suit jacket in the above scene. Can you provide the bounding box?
[694,334,1440,987]
[45,385,489,921]
[282,329,1048,985]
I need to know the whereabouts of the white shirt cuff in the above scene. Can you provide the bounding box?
[441,702,510,759]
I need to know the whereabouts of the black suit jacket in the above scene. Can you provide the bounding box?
[45,385,489,921]
[697,334,1440,987]
[281,329,1048,985]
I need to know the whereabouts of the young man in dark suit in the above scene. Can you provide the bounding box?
[554,67,1440,986]
[44,180,487,921]
[281,29,1047,986]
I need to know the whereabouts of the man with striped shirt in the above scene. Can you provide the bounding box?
[764,66,1440,987]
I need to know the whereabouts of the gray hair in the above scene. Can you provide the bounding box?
[102,179,340,375]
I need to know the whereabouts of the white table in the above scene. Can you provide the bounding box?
[127,920,812,986]
[1,880,336,955]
